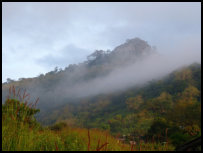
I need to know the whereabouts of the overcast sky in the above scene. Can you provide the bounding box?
[2,2,201,82]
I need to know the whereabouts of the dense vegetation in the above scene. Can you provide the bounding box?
[37,63,201,148]
[2,89,175,151]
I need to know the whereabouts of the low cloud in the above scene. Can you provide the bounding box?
[24,37,201,110]
[54,49,200,99]
[2,37,201,113]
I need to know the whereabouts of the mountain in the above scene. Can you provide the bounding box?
[35,62,201,149]
[87,38,155,67]
[2,37,156,110]
[37,62,201,125]
[2,37,201,149]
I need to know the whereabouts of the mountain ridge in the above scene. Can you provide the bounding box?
[2,37,156,105]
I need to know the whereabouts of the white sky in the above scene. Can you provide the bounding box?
[2,2,201,82]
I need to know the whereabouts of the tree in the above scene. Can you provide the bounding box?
[18,78,26,81]
[166,86,201,136]
[38,74,44,78]
[146,118,169,142]
[126,95,144,111]
[6,78,14,83]
[146,92,172,116]
[180,85,200,102]
[175,68,192,81]
[87,50,106,61]
[54,67,58,73]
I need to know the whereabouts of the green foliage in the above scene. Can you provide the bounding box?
[169,132,191,147]
[146,92,172,116]
[2,98,40,127]
[126,95,144,111]
[2,97,130,151]
[146,118,169,141]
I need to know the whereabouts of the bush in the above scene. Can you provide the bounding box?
[49,122,67,131]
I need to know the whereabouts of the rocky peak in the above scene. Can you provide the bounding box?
[113,37,152,56]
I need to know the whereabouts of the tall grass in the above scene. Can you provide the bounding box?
[2,86,175,151]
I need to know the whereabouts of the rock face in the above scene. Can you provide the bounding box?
[113,38,152,55]
[109,37,155,66]
[87,37,155,67]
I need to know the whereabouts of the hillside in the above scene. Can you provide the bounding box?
[2,38,156,110]
[2,38,201,150]
[2,63,201,151]
[37,63,201,145]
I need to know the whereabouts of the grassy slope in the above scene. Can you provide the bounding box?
[2,96,174,151]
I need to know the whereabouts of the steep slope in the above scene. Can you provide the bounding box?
[36,63,201,149]
[37,63,201,126]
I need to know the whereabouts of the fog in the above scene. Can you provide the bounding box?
[57,52,200,99]
[2,37,200,110]
[25,37,200,109]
